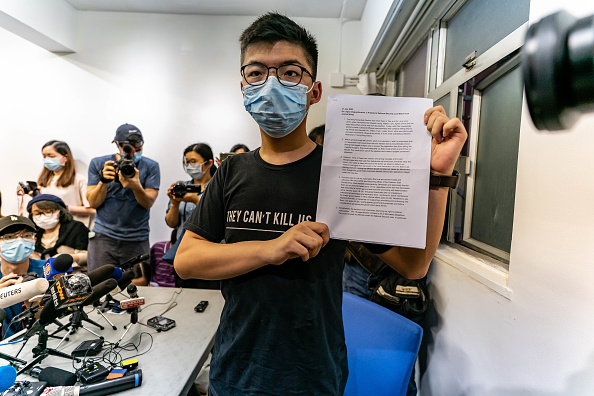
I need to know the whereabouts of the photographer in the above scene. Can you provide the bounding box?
[86,124,160,284]
[165,143,216,241]
[0,215,45,338]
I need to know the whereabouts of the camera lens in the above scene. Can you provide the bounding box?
[523,11,594,130]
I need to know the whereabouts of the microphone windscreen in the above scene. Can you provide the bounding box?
[117,270,136,291]
[87,265,116,286]
[0,365,17,392]
[0,278,50,309]
[83,279,118,306]
[39,298,63,326]
[38,367,77,386]
[52,254,74,272]
[111,267,123,281]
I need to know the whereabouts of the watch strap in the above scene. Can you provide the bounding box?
[430,170,460,189]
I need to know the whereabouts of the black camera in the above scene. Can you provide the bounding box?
[523,11,594,130]
[114,144,136,179]
[19,181,40,196]
[171,181,201,198]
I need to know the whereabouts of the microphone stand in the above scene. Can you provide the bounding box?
[14,326,80,375]
[54,306,105,349]
[93,295,117,330]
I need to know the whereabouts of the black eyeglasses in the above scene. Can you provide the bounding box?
[241,62,314,87]
[117,140,144,149]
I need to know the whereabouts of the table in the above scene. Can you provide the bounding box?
[1,287,224,396]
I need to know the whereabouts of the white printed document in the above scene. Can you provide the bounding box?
[316,94,433,248]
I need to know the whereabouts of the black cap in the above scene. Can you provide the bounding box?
[0,215,37,236]
[114,123,143,142]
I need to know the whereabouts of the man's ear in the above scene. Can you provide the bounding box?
[309,81,323,105]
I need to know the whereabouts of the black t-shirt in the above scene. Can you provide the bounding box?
[186,146,348,395]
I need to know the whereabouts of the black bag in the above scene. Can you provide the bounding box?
[369,270,428,318]
[346,241,428,319]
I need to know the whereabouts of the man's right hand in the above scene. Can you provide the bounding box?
[0,273,22,289]
[101,160,117,182]
[266,221,330,264]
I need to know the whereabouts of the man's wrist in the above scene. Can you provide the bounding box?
[99,171,112,184]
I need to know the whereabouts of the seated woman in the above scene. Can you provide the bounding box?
[27,194,89,269]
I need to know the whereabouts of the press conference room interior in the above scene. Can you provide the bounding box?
[1,0,594,395]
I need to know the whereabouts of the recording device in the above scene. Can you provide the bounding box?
[523,11,594,130]
[147,315,176,332]
[78,362,109,384]
[171,181,201,198]
[43,255,74,282]
[18,181,40,197]
[220,152,235,161]
[11,363,77,387]
[72,339,104,357]
[42,369,142,396]
[1,381,47,396]
[114,143,136,178]
[194,300,209,313]
[49,273,92,309]
[0,278,49,309]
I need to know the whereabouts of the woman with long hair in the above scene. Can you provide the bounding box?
[165,143,216,240]
[36,140,95,227]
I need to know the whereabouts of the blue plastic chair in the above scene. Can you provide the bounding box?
[342,292,423,396]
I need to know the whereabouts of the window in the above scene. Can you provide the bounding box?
[384,0,529,265]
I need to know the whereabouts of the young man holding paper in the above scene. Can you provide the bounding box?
[175,12,467,396]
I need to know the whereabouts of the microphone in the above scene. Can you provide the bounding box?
[117,270,136,291]
[43,254,74,281]
[43,369,142,396]
[49,273,93,309]
[11,363,77,386]
[86,265,116,286]
[119,253,149,271]
[120,284,145,310]
[0,365,17,392]
[0,278,50,309]
[82,279,118,307]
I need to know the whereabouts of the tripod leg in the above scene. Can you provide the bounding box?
[82,316,104,330]
[46,348,80,362]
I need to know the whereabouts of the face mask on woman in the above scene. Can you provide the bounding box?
[44,157,64,171]
[0,238,35,263]
[185,162,206,180]
[33,212,60,230]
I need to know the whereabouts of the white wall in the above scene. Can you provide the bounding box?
[0,10,362,244]
[422,1,594,395]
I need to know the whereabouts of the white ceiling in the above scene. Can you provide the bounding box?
[63,0,368,19]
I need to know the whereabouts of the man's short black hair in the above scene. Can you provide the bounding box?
[308,124,325,145]
[240,12,318,80]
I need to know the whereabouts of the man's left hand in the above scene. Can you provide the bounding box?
[119,167,141,190]
[424,105,468,175]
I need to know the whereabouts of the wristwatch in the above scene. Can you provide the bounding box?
[430,170,460,188]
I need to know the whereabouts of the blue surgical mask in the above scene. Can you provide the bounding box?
[243,78,310,138]
[44,157,64,171]
[133,152,142,164]
[185,163,205,180]
[0,238,35,263]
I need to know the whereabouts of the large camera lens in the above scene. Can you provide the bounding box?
[523,11,594,130]
[119,160,136,178]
